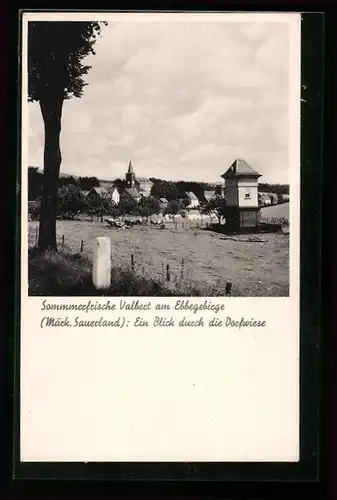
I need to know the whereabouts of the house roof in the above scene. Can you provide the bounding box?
[139,190,151,198]
[186,191,199,201]
[89,187,108,196]
[121,187,140,199]
[160,197,168,203]
[221,159,261,179]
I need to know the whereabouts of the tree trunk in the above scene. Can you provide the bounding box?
[38,96,63,252]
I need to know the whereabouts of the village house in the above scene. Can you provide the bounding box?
[86,186,109,203]
[159,197,168,211]
[258,192,271,206]
[185,191,199,208]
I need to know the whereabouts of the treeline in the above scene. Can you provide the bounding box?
[28,166,100,201]
[29,184,190,221]
[149,178,213,201]
[258,183,289,195]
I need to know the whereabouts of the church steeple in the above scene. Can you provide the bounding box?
[125,160,135,188]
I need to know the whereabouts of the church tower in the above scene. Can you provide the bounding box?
[221,159,262,231]
[125,160,135,188]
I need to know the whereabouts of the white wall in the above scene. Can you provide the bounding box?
[225,177,259,208]
[238,185,259,207]
[111,188,120,205]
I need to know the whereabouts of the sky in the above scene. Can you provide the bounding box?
[27,16,294,184]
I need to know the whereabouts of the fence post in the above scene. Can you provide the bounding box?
[175,221,177,231]
[93,237,111,290]
[62,234,65,246]
[131,254,134,271]
[80,240,84,253]
[226,281,232,296]
[166,264,170,282]
[181,258,184,280]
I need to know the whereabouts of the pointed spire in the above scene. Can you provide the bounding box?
[128,161,134,174]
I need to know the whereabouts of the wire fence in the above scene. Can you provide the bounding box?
[28,222,232,295]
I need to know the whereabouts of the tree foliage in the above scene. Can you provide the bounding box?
[200,195,227,224]
[28,21,107,102]
[150,179,179,201]
[138,196,161,219]
[28,21,107,251]
[258,183,289,195]
[78,176,100,191]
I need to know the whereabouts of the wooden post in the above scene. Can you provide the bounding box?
[175,221,177,231]
[226,281,232,296]
[181,258,184,280]
[93,237,111,290]
[166,264,170,282]
[80,240,84,252]
[131,254,134,271]
[62,234,64,245]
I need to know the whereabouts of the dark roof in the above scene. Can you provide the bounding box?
[186,191,199,201]
[88,187,108,196]
[118,187,140,199]
[221,159,261,179]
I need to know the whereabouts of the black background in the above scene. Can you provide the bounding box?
[2,3,335,499]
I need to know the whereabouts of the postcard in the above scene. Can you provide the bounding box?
[20,11,301,463]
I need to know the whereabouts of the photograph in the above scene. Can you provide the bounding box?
[25,13,294,297]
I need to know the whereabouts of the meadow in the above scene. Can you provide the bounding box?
[28,217,289,297]
[261,202,290,221]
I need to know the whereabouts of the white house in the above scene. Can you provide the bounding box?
[110,186,120,205]
[185,191,199,208]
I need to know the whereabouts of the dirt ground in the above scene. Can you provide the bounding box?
[28,219,289,297]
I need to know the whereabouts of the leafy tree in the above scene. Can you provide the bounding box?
[28,21,107,250]
[78,176,100,191]
[58,175,80,187]
[201,195,226,225]
[150,179,179,201]
[164,200,183,219]
[118,196,139,218]
[138,196,161,220]
[112,178,127,188]
[57,185,87,217]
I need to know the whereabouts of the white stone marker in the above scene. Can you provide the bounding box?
[93,237,111,290]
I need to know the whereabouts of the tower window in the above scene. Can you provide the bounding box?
[244,192,251,199]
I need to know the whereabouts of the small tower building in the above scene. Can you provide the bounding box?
[125,160,135,188]
[221,159,262,231]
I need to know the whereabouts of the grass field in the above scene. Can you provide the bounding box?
[28,218,289,297]
[261,202,289,221]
